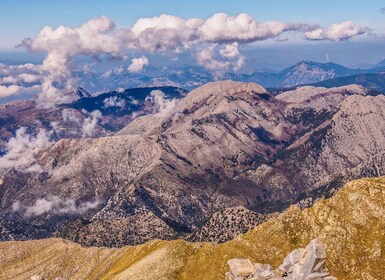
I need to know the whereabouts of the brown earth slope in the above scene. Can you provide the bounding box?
[1,177,384,280]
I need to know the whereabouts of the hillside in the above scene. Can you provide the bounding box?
[307,73,385,93]
[1,177,384,279]
[0,86,187,154]
[1,81,385,246]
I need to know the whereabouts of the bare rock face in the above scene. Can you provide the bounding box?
[0,81,384,246]
[30,276,45,280]
[225,239,336,280]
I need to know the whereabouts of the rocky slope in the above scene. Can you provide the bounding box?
[1,177,384,280]
[0,81,384,246]
[0,86,187,154]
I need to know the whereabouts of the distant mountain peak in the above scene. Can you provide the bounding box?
[375,58,385,67]
[74,87,91,98]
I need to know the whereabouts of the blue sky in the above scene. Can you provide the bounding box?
[1,0,385,50]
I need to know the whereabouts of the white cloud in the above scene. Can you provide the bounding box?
[82,110,102,137]
[129,96,140,105]
[12,196,99,217]
[21,16,123,107]
[0,73,40,84]
[103,96,126,108]
[0,14,367,105]
[0,84,41,98]
[129,14,202,52]
[197,46,231,74]
[196,43,245,75]
[219,42,240,58]
[200,14,302,43]
[127,56,149,73]
[304,21,367,41]
[0,63,42,98]
[0,127,53,173]
[146,90,177,118]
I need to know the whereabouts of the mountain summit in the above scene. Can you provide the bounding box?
[1,81,384,246]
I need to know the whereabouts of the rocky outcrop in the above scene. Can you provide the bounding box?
[225,239,336,280]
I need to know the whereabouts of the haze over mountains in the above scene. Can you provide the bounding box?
[3,59,385,104]
[51,59,385,95]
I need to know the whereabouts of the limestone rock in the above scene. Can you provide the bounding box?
[30,276,45,280]
[225,239,335,280]
[228,259,257,277]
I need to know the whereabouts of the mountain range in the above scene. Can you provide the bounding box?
[2,80,385,248]
[0,86,187,155]
[74,60,385,94]
[1,176,384,279]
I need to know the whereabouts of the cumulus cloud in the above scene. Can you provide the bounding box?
[82,110,102,137]
[0,14,367,105]
[0,84,41,98]
[304,21,367,41]
[0,73,40,85]
[21,16,123,107]
[0,63,42,98]
[127,56,149,73]
[146,90,177,117]
[103,96,126,108]
[197,43,245,75]
[0,127,53,173]
[129,14,202,52]
[0,63,41,80]
[197,47,231,73]
[12,196,99,217]
[199,13,315,43]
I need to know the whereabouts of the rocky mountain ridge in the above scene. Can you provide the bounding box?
[76,60,385,93]
[1,176,384,279]
[0,86,187,154]
[0,81,384,247]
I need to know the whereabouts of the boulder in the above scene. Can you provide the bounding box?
[225,239,336,280]
[227,259,257,277]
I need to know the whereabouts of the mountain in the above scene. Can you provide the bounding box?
[2,81,385,247]
[277,61,366,87]
[0,86,187,154]
[375,58,385,67]
[230,60,382,88]
[1,176,384,279]
[75,61,385,93]
[75,65,213,92]
[305,73,385,93]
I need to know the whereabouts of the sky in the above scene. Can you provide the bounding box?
[1,0,385,104]
[1,0,385,50]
